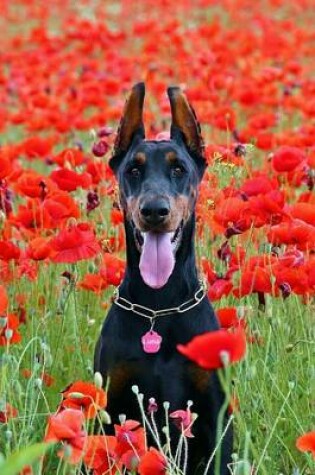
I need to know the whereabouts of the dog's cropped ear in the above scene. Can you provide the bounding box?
[168,86,206,177]
[109,82,145,173]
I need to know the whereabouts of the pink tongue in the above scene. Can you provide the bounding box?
[139,232,175,288]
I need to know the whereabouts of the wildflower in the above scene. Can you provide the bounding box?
[138,447,167,475]
[83,435,119,475]
[92,140,109,157]
[0,314,21,346]
[61,381,107,419]
[177,328,247,370]
[50,222,101,263]
[296,431,315,459]
[44,409,87,464]
[272,146,306,172]
[114,419,145,468]
[0,285,8,314]
[0,403,18,423]
[170,408,195,437]
[50,168,92,192]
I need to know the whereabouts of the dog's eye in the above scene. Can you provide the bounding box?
[171,166,185,178]
[128,167,141,178]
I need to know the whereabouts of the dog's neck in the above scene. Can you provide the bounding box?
[119,214,200,310]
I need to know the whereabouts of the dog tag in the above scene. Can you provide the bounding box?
[141,330,162,353]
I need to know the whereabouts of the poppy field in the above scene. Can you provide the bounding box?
[0,0,315,473]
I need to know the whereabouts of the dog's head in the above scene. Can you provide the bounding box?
[109,83,206,289]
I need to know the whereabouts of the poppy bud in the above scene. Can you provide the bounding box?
[148,397,158,414]
[99,410,111,424]
[220,350,230,367]
[67,392,85,399]
[63,443,72,460]
[279,282,291,299]
[233,460,252,475]
[0,317,7,328]
[217,241,232,262]
[5,430,13,441]
[86,190,100,213]
[131,385,139,395]
[97,126,113,138]
[4,329,13,341]
[234,143,247,157]
[92,140,109,157]
[94,371,103,389]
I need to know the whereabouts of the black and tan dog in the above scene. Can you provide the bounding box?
[94,83,232,474]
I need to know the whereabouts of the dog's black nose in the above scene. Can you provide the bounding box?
[140,199,170,225]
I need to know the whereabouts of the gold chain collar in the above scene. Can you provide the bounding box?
[113,280,207,323]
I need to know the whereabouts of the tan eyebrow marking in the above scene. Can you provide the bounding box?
[165,151,178,162]
[134,152,146,164]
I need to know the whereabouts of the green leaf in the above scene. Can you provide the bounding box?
[0,443,53,475]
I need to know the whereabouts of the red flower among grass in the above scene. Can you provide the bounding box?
[170,408,195,438]
[44,409,87,464]
[114,419,146,468]
[296,431,315,459]
[177,328,247,369]
[0,314,22,346]
[138,447,167,475]
[272,146,306,173]
[61,381,107,419]
[50,222,101,263]
[83,435,119,475]
[0,403,18,423]
[0,285,8,314]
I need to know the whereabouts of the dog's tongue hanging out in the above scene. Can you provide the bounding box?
[139,232,175,288]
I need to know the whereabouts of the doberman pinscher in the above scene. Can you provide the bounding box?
[94,83,232,474]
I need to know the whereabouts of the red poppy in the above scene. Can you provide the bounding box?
[208,279,233,301]
[111,208,124,225]
[50,223,101,263]
[0,285,8,314]
[233,267,272,298]
[273,266,309,296]
[83,435,119,475]
[114,419,145,467]
[21,369,55,387]
[170,408,195,437]
[20,136,55,160]
[0,403,18,423]
[50,168,92,192]
[77,273,108,294]
[177,328,247,369]
[0,153,12,180]
[289,202,315,227]
[44,409,87,464]
[0,314,22,346]
[100,253,125,287]
[296,431,315,459]
[240,175,278,197]
[43,190,80,222]
[217,307,244,329]
[214,197,251,231]
[138,448,167,475]
[248,190,286,227]
[86,160,113,184]
[15,171,55,199]
[267,219,315,250]
[272,146,306,173]
[61,381,107,419]
[0,241,21,260]
[26,237,52,260]
[53,148,86,167]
